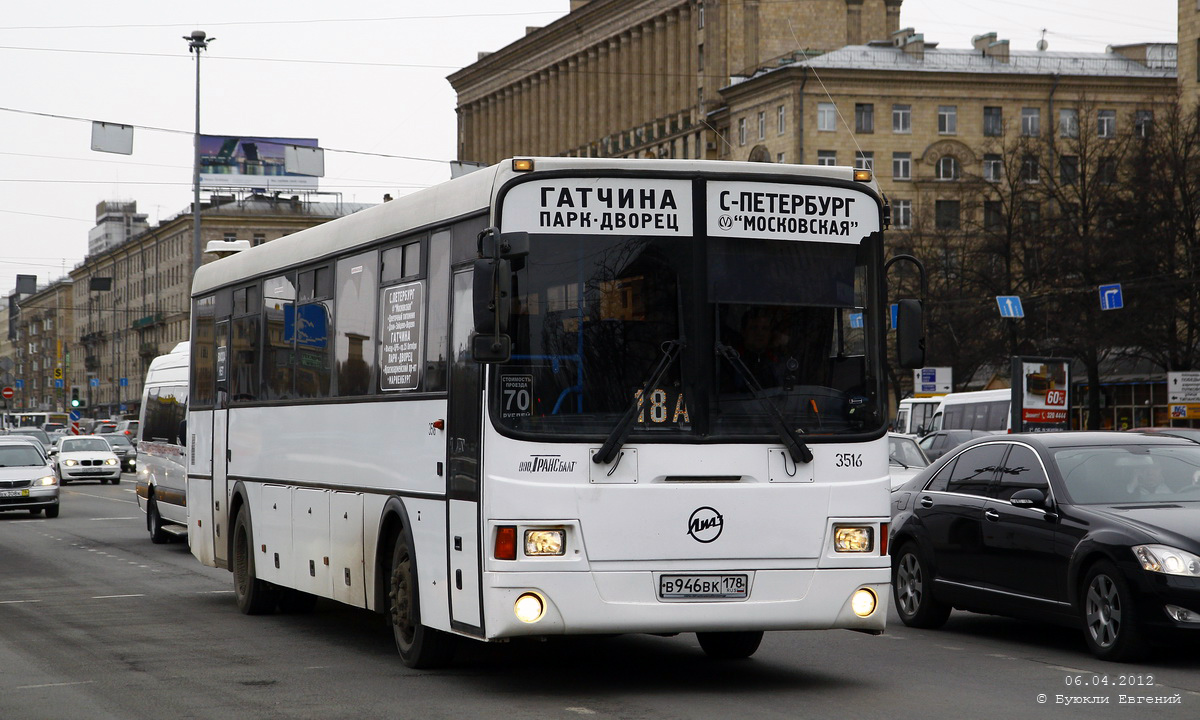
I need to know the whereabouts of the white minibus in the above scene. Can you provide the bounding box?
[135,342,190,543]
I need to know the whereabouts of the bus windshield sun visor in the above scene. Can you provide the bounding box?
[716,342,814,464]
[593,338,684,465]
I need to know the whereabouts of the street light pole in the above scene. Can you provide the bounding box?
[185,30,214,275]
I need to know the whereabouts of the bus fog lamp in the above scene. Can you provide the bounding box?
[514,592,545,623]
[834,526,873,553]
[851,588,877,617]
[524,529,565,556]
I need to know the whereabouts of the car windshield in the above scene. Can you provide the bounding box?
[1054,445,1200,504]
[889,436,929,468]
[0,445,46,467]
[62,438,111,453]
[491,232,881,441]
[9,429,50,444]
[100,434,132,448]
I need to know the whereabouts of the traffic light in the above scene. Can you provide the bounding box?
[71,387,81,408]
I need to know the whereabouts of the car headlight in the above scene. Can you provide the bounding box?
[1133,544,1200,577]
[105,458,119,466]
[63,459,78,466]
[37,475,57,486]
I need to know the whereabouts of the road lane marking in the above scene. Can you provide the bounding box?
[91,594,145,599]
[16,681,95,690]
[565,709,597,715]
[90,517,139,521]
[0,600,42,604]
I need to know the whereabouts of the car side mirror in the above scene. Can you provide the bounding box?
[1009,487,1049,509]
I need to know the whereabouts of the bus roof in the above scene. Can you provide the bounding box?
[192,157,882,296]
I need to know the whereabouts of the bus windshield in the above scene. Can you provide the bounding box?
[493,232,879,440]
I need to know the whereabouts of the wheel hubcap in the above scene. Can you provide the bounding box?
[897,553,923,616]
[1085,574,1121,648]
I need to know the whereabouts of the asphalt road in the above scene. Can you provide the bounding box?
[1,479,1198,720]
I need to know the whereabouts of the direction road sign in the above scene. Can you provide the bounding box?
[1099,283,1123,311]
[849,312,864,328]
[996,296,1024,318]
[1169,371,1200,403]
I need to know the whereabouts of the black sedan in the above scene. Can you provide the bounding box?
[890,431,1200,662]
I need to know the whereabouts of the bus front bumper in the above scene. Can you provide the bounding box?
[481,567,889,639]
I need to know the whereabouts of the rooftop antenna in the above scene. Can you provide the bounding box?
[1037,29,1048,52]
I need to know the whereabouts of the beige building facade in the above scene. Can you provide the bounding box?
[1182,0,1200,110]
[448,0,901,165]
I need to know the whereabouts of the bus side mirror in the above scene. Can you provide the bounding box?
[896,299,925,369]
[472,258,513,335]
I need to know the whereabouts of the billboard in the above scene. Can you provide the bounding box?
[199,135,321,190]
[1011,356,1072,432]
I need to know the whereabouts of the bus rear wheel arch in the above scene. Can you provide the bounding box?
[232,507,279,615]
[386,527,455,668]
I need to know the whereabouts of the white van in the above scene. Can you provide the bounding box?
[930,388,1012,434]
[893,397,942,436]
[135,342,189,543]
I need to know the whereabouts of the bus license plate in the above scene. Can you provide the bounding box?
[1,489,31,498]
[658,574,748,600]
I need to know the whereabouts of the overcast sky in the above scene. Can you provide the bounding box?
[0,0,1178,296]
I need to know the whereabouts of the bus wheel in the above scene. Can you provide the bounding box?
[147,496,170,544]
[387,531,455,668]
[232,509,278,615]
[696,631,764,659]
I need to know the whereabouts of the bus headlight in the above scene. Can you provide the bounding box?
[524,529,565,556]
[514,592,546,623]
[834,525,874,553]
[851,588,878,617]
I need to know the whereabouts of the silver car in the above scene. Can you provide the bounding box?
[0,437,60,517]
[53,436,122,485]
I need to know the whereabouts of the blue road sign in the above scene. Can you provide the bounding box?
[54,378,64,389]
[14,379,23,389]
[69,410,81,422]
[890,303,898,330]
[1099,283,1123,311]
[849,312,864,328]
[90,377,100,387]
[119,377,128,387]
[996,295,1025,318]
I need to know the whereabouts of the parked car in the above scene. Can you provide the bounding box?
[5,428,52,454]
[97,432,136,473]
[918,429,992,461]
[888,432,930,489]
[890,431,1200,662]
[0,436,59,518]
[51,436,122,485]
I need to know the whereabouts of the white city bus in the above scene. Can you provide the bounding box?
[186,157,923,667]
[135,342,190,543]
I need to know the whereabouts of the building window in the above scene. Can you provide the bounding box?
[778,104,786,134]
[855,103,874,133]
[738,117,747,145]
[894,199,912,228]
[698,1,704,29]
[938,105,957,134]
[983,153,1002,182]
[1098,156,1118,184]
[817,150,836,166]
[757,111,766,140]
[983,106,1003,137]
[1021,155,1040,183]
[253,233,266,247]
[1135,110,1153,137]
[1059,108,1079,138]
[935,200,961,230]
[818,103,837,131]
[223,232,238,242]
[936,156,959,180]
[1021,107,1040,136]
[1097,109,1116,138]
[892,152,911,180]
[984,201,1003,230]
[893,104,911,133]
[776,152,786,163]
[855,151,874,171]
[698,43,704,72]
[1060,155,1079,183]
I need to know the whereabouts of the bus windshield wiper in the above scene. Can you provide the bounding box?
[716,342,813,464]
[593,339,684,465]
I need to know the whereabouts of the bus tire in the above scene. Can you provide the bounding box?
[696,631,764,659]
[388,530,455,668]
[147,496,170,544]
[232,508,278,615]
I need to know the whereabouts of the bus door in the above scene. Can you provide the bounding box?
[446,269,483,633]
[211,319,231,568]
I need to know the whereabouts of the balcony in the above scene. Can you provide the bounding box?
[131,313,164,331]
[80,331,106,345]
